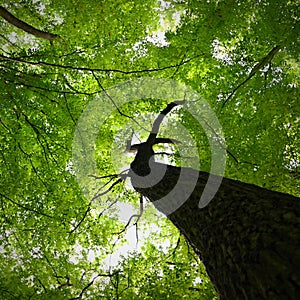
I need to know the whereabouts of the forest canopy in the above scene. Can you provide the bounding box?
[0,0,299,299]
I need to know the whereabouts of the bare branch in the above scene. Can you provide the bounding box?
[153,152,193,160]
[131,137,182,150]
[88,174,120,180]
[98,198,119,219]
[88,170,129,181]
[70,173,127,234]
[153,137,181,145]
[70,177,121,234]
[129,101,185,174]
[171,236,181,256]
[0,6,60,43]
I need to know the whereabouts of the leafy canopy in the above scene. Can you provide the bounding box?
[0,0,298,299]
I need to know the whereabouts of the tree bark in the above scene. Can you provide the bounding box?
[130,162,300,299]
[0,6,60,42]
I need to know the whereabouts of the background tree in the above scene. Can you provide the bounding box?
[0,0,299,299]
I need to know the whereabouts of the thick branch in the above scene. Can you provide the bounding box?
[146,100,185,146]
[0,6,60,42]
[130,138,181,151]
[153,137,181,145]
[130,101,185,176]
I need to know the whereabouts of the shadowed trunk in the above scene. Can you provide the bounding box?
[130,161,300,299]
[129,101,300,300]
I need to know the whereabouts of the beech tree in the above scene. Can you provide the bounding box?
[0,1,299,299]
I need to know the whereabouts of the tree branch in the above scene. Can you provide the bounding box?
[69,272,117,300]
[153,137,181,145]
[69,206,91,234]
[116,195,144,235]
[221,45,281,108]
[146,100,185,146]
[91,178,123,202]
[130,138,181,151]
[91,71,150,132]
[0,192,53,219]
[0,6,60,43]
[0,54,197,74]
[129,101,185,174]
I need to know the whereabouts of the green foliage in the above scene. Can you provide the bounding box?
[0,0,298,299]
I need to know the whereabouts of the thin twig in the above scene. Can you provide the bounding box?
[98,198,119,219]
[221,45,281,109]
[0,54,197,74]
[116,195,144,235]
[91,71,150,132]
[69,206,91,234]
[69,272,118,300]
[202,118,239,163]
[0,192,53,218]
[91,178,123,202]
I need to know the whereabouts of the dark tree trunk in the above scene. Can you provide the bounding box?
[130,162,300,300]
[128,101,300,299]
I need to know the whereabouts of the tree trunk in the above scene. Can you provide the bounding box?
[130,162,300,300]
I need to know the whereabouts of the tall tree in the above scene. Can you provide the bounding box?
[129,101,300,299]
[0,0,299,299]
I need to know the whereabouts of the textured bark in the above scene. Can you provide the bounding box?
[0,6,60,42]
[130,161,300,300]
